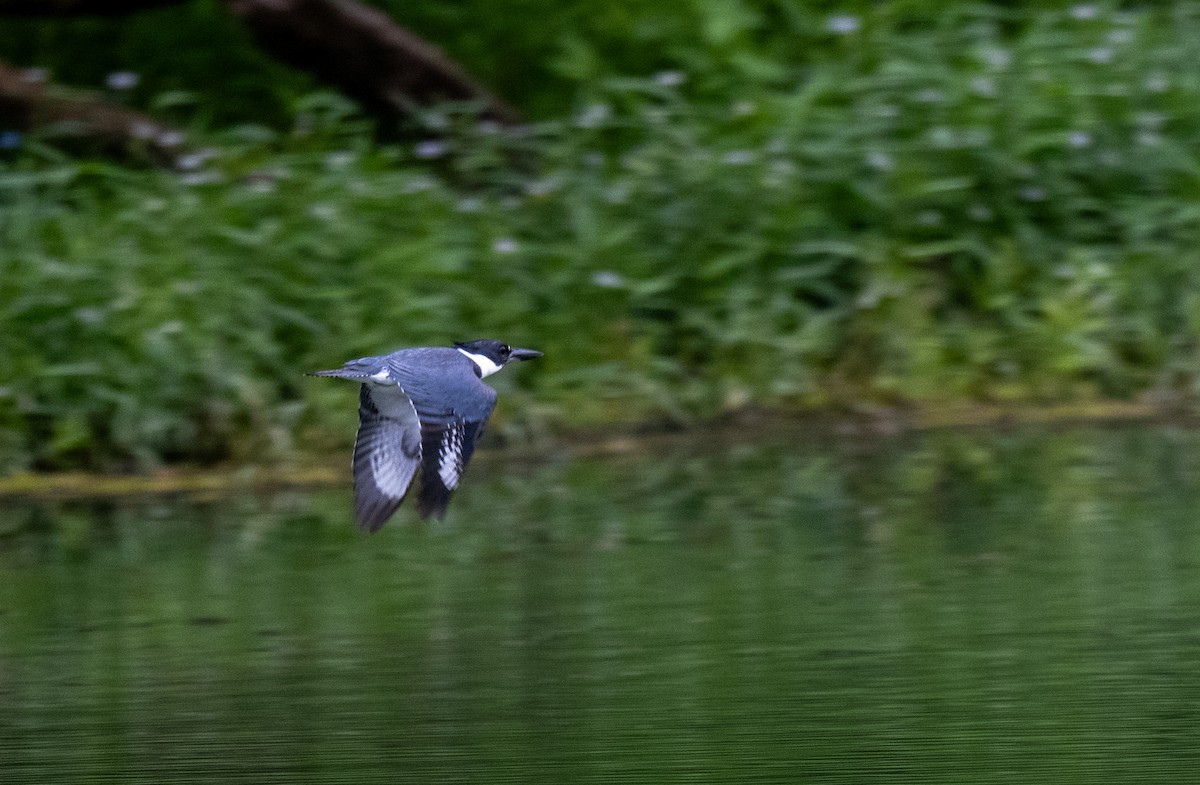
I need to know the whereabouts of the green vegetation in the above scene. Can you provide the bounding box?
[6,2,1200,470]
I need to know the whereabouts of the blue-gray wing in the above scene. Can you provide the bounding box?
[387,354,498,520]
[412,404,494,520]
[353,383,422,531]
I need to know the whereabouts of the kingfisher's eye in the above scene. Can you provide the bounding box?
[500,344,511,355]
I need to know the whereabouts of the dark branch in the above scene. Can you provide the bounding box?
[0,60,186,164]
[0,0,519,134]
[0,0,187,15]
[223,0,519,127]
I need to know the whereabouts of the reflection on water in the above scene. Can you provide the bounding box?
[2,425,1200,783]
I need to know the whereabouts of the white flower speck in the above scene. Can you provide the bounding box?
[325,150,355,170]
[20,67,48,84]
[765,138,789,155]
[642,108,669,125]
[916,88,946,104]
[455,197,483,213]
[1144,73,1169,93]
[105,71,139,90]
[856,287,882,310]
[592,271,625,288]
[654,70,686,87]
[760,161,795,189]
[1087,47,1113,65]
[1067,130,1093,148]
[421,112,449,131]
[525,178,560,197]
[174,148,219,171]
[866,151,893,171]
[979,47,1012,70]
[157,130,186,148]
[916,210,943,227]
[929,126,955,148]
[492,238,518,254]
[970,76,997,97]
[826,14,861,35]
[179,172,222,186]
[1019,186,1047,202]
[1070,4,1099,20]
[604,184,630,204]
[309,203,337,221]
[1107,28,1134,45]
[402,176,437,194]
[722,150,754,166]
[175,153,205,171]
[1135,112,1165,131]
[74,307,106,326]
[129,122,157,140]
[414,140,446,159]
[574,103,611,129]
[1136,131,1162,147]
[731,100,756,117]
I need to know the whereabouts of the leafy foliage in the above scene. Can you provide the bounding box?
[6,3,1200,469]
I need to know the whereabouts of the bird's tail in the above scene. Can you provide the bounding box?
[307,356,383,379]
[306,368,369,379]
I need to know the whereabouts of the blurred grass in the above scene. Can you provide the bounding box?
[6,3,1200,470]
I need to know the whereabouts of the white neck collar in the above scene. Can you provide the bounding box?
[458,348,502,377]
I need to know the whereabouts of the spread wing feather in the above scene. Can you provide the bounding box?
[312,349,500,527]
[413,406,492,520]
[384,353,498,521]
[353,384,422,531]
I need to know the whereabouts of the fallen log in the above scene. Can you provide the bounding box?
[223,0,519,127]
[0,0,520,129]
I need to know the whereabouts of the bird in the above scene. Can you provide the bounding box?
[308,339,542,531]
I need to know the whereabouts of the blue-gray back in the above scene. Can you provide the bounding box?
[383,347,496,421]
[332,347,496,420]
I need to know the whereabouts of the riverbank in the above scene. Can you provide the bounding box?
[0,398,1179,501]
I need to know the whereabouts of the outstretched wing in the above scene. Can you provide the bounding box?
[353,382,422,531]
[313,348,501,525]
[413,407,493,520]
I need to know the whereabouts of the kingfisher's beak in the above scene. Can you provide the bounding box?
[510,347,543,361]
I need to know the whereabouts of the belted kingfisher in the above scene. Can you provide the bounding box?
[309,339,542,530]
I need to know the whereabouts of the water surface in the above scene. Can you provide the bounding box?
[2,425,1200,783]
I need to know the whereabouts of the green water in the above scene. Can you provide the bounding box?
[2,425,1200,783]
